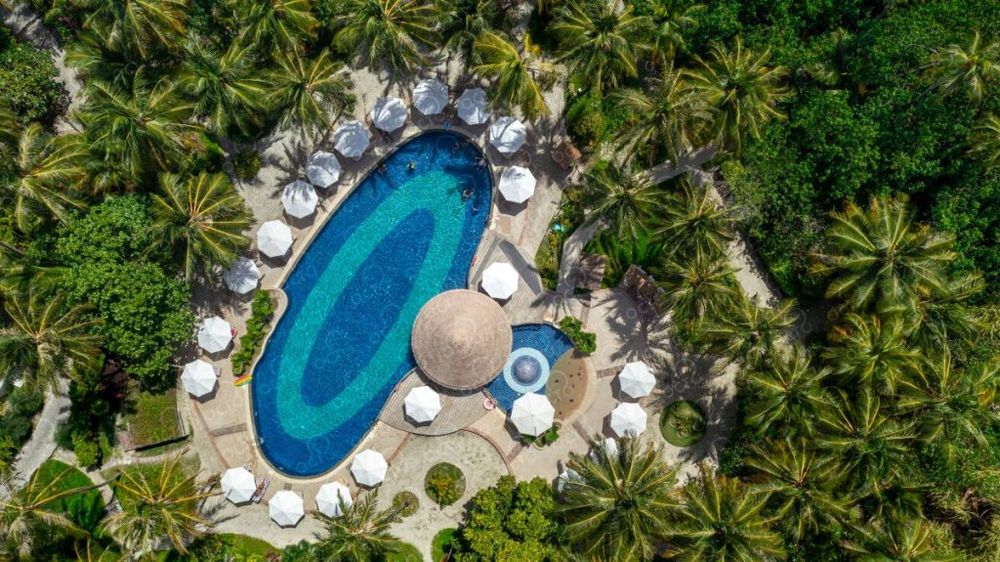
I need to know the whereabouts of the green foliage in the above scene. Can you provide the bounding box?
[71,431,100,468]
[431,528,458,561]
[162,533,279,561]
[0,37,64,125]
[231,291,275,375]
[391,491,418,518]
[124,388,183,449]
[453,476,564,561]
[31,459,104,532]
[660,400,706,446]
[558,316,596,354]
[519,422,560,447]
[424,462,465,507]
[0,387,45,457]
[536,187,586,290]
[231,149,262,180]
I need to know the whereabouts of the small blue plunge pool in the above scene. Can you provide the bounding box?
[251,132,492,476]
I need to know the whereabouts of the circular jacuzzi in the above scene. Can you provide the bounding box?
[502,347,550,393]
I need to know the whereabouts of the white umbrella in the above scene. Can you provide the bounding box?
[257,220,293,258]
[221,467,256,504]
[510,393,555,437]
[351,449,388,487]
[333,120,371,160]
[223,257,260,295]
[456,88,489,125]
[315,482,353,517]
[306,150,341,189]
[413,79,448,116]
[618,361,655,399]
[269,490,304,527]
[591,437,620,460]
[370,96,408,132]
[180,360,217,397]
[197,316,233,354]
[497,166,536,204]
[489,117,527,154]
[403,385,441,424]
[610,402,647,437]
[481,262,519,300]
[281,180,318,219]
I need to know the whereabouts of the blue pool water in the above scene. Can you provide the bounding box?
[486,324,574,411]
[251,132,492,476]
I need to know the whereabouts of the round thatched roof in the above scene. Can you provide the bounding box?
[411,290,512,391]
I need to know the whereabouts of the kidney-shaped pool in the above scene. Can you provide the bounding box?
[251,132,492,476]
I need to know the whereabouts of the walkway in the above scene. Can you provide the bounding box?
[555,219,603,296]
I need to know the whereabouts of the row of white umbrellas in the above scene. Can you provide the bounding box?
[607,361,656,437]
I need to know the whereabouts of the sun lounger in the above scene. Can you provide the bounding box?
[251,478,270,503]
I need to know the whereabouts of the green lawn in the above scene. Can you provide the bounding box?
[32,459,104,531]
[125,388,184,448]
[387,542,422,562]
[432,528,458,561]
[157,533,278,561]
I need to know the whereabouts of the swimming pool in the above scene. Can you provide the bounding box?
[486,324,574,411]
[251,132,492,476]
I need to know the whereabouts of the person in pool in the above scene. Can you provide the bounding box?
[378,163,387,175]
[406,161,415,171]
[461,186,473,201]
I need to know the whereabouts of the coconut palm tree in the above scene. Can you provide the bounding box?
[332,0,440,72]
[552,0,651,92]
[233,0,317,54]
[558,438,679,562]
[472,31,554,120]
[0,290,102,392]
[0,467,106,561]
[657,177,733,259]
[611,65,711,164]
[842,516,961,561]
[178,41,269,137]
[703,296,796,369]
[65,26,137,89]
[971,112,1000,168]
[314,490,404,562]
[74,0,189,59]
[685,37,789,154]
[666,463,785,561]
[655,248,736,331]
[78,76,197,190]
[74,540,124,562]
[822,313,921,394]
[580,163,663,240]
[745,438,855,541]
[906,271,984,350]
[647,0,704,64]
[440,0,508,60]
[101,456,215,557]
[898,350,1000,464]
[2,124,87,232]
[0,100,18,145]
[744,344,832,437]
[924,29,1000,101]
[151,172,252,281]
[814,388,915,501]
[268,50,355,135]
[811,197,956,314]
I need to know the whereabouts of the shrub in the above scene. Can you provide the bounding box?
[10,388,44,416]
[232,149,262,181]
[0,38,65,124]
[71,431,100,468]
[431,528,458,561]
[660,400,707,447]
[392,490,419,517]
[0,435,17,473]
[231,291,275,375]
[558,317,597,354]
[520,422,561,447]
[424,463,465,507]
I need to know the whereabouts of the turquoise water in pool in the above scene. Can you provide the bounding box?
[251,132,491,476]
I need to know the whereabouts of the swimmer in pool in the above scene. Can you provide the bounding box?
[407,161,415,171]
[461,187,472,201]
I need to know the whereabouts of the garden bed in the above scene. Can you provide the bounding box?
[660,400,707,447]
[123,387,185,450]
[424,462,466,507]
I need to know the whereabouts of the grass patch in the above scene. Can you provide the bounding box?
[424,462,466,507]
[158,533,278,561]
[125,387,183,449]
[386,542,422,562]
[393,490,419,517]
[432,528,458,561]
[32,459,104,531]
[660,400,707,447]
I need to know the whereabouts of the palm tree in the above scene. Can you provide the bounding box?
[611,65,711,164]
[268,50,355,135]
[811,197,956,314]
[814,388,915,501]
[647,0,704,64]
[551,0,651,92]
[74,0,189,59]
[580,164,663,240]
[906,271,984,350]
[898,350,1000,464]
[657,177,733,259]
[2,124,87,232]
[440,0,507,60]
[314,490,404,562]
[233,0,318,54]
[924,29,1000,101]
[332,0,440,72]
[822,313,921,394]
[666,463,785,561]
[74,539,124,562]
[685,37,789,153]
[65,26,137,88]
[842,516,961,561]
[745,438,854,541]
[101,456,215,557]
[703,296,795,368]
[0,290,102,392]
[472,31,554,120]
[178,41,269,137]
[558,438,679,562]
[970,112,1000,168]
[744,345,832,438]
[79,76,197,190]
[655,248,736,331]
[151,172,252,281]
[0,100,18,145]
